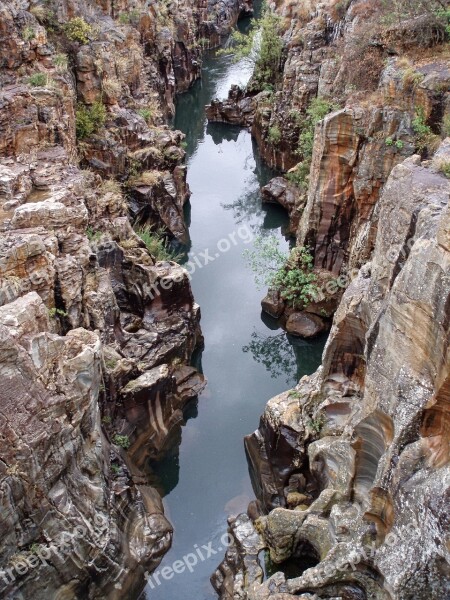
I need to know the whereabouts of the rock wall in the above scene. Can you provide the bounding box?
[0,0,247,597]
[213,139,450,600]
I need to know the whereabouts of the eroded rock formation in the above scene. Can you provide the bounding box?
[213,140,450,600]
[211,1,450,598]
[0,0,248,597]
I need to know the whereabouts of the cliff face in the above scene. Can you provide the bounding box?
[208,0,449,275]
[212,1,450,599]
[0,0,248,597]
[213,138,450,600]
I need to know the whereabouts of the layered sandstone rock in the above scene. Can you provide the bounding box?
[0,0,252,595]
[213,144,450,599]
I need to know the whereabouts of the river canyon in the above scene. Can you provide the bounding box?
[0,1,449,600]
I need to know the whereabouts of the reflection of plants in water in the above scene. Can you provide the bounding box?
[244,329,327,384]
[222,186,264,225]
[243,330,297,383]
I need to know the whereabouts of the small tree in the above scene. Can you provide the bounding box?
[244,236,318,308]
[221,8,283,91]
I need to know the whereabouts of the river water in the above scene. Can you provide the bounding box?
[141,18,326,600]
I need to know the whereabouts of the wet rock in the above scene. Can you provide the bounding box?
[285,312,327,338]
[261,287,285,318]
[206,84,257,126]
[261,176,304,233]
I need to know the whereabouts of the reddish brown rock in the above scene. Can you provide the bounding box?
[285,311,327,338]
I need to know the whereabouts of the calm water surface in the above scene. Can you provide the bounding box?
[142,21,326,600]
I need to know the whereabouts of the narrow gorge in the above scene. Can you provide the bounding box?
[0,1,449,600]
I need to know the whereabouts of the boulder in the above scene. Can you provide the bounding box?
[285,311,327,338]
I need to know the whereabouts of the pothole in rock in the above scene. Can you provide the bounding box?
[259,540,320,581]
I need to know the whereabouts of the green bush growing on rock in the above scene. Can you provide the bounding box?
[64,17,94,44]
[273,246,319,308]
[435,159,450,178]
[48,308,68,319]
[308,412,325,434]
[442,115,450,138]
[412,107,439,151]
[76,101,107,139]
[267,125,282,145]
[22,26,36,41]
[137,108,153,123]
[221,8,283,91]
[118,10,140,25]
[28,73,47,87]
[136,226,181,262]
[244,235,319,308]
[112,434,131,449]
[287,97,338,191]
[53,53,69,71]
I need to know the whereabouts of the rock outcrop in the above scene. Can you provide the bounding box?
[213,143,450,600]
[0,0,249,597]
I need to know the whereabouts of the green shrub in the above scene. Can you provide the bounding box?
[267,125,282,145]
[76,101,107,139]
[110,463,121,474]
[53,53,68,71]
[402,67,424,89]
[244,235,319,308]
[136,226,181,262]
[112,434,131,449]
[64,17,94,44]
[442,115,450,138]
[86,227,102,242]
[436,160,450,178]
[412,107,438,151]
[28,72,47,87]
[137,108,152,122]
[289,97,338,191]
[222,9,283,91]
[273,246,319,308]
[395,140,404,150]
[22,26,36,41]
[308,412,325,434]
[385,136,394,146]
[48,307,68,318]
[118,10,140,25]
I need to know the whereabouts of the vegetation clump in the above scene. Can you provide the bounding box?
[28,72,47,87]
[76,101,107,139]
[244,235,319,308]
[112,434,131,449]
[267,125,282,145]
[136,226,181,262]
[64,17,94,44]
[48,307,68,319]
[222,8,283,91]
[412,107,439,152]
[287,97,338,191]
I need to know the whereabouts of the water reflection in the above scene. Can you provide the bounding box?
[148,398,200,497]
[243,319,327,385]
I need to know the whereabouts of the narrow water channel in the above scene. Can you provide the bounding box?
[142,19,326,600]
